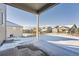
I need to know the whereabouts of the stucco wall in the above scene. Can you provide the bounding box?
[0,4,6,45]
[7,27,23,38]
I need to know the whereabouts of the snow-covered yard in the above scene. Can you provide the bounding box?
[0,37,47,56]
[1,34,79,56]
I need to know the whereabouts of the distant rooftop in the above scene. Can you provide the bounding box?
[6,21,23,27]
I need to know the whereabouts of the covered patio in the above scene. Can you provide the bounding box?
[0,3,59,56]
[1,3,79,56]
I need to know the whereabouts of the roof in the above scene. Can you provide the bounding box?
[5,3,58,14]
[64,25,74,28]
[6,21,23,27]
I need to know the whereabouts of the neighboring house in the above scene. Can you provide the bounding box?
[58,26,69,33]
[41,27,47,33]
[43,26,52,33]
[41,26,52,33]
[32,27,41,34]
[41,28,47,33]
[52,26,59,33]
[68,24,77,34]
[52,25,69,33]
[52,28,58,33]
[47,27,52,33]
[6,21,23,38]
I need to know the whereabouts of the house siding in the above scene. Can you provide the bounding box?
[7,26,23,38]
[0,4,6,45]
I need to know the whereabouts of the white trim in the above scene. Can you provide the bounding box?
[36,14,39,40]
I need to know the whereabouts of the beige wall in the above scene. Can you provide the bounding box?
[7,26,23,38]
[0,4,6,45]
[52,28,58,33]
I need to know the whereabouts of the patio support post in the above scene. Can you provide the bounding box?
[36,14,39,40]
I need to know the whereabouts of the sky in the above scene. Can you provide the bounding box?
[7,3,79,26]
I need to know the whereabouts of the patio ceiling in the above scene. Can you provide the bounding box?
[6,3,58,14]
